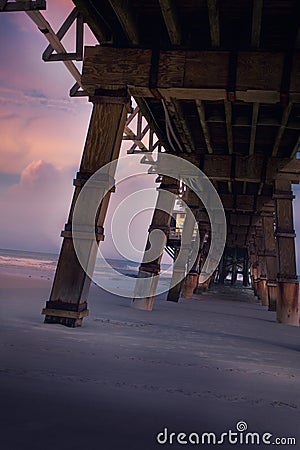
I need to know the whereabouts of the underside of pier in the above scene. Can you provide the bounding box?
[38,0,300,326]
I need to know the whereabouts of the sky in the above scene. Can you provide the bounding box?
[0,0,299,271]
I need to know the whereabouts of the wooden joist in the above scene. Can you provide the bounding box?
[249,102,259,155]
[207,0,220,47]
[108,0,139,45]
[73,0,110,42]
[196,100,213,154]
[163,98,194,152]
[158,0,181,46]
[224,100,233,154]
[251,0,263,48]
[199,154,289,182]
[271,102,293,156]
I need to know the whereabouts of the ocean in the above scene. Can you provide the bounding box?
[0,248,173,297]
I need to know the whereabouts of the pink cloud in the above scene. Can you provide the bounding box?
[0,160,74,252]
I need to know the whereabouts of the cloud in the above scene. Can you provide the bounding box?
[0,160,74,253]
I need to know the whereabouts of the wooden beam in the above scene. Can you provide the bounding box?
[296,28,300,49]
[108,0,139,45]
[196,100,213,154]
[73,0,110,42]
[207,0,220,47]
[272,102,293,157]
[83,47,297,101]
[251,0,263,48]
[224,100,233,154]
[164,98,194,152]
[158,0,181,46]
[249,102,259,155]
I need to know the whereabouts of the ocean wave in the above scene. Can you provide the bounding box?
[0,255,56,271]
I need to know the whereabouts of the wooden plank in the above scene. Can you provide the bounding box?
[290,53,300,93]
[249,102,259,155]
[236,90,280,103]
[158,0,181,46]
[157,51,186,87]
[82,47,297,100]
[251,0,263,48]
[207,0,220,47]
[224,100,233,154]
[196,100,213,154]
[203,155,232,180]
[235,155,263,182]
[42,308,89,319]
[157,88,227,101]
[108,0,139,44]
[184,51,229,88]
[272,102,293,157]
[236,52,284,91]
[236,195,255,211]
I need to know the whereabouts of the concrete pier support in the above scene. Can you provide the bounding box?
[42,95,130,327]
[274,180,299,326]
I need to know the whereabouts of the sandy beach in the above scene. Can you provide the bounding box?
[0,268,300,450]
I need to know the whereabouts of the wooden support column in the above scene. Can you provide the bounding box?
[132,179,177,311]
[255,224,269,306]
[249,239,258,295]
[42,94,130,327]
[262,211,278,311]
[231,247,238,286]
[195,231,212,293]
[218,249,228,284]
[274,180,299,326]
[181,217,203,299]
[166,247,185,302]
[242,252,249,287]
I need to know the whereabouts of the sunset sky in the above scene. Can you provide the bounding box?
[0,0,299,271]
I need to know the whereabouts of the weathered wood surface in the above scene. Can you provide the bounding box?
[82,47,300,99]
[44,100,128,327]
[158,0,182,45]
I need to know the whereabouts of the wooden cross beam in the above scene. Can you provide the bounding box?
[108,0,139,45]
[207,0,220,48]
[251,0,263,48]
[82,47,300,103]
[196,100,213,154]
[158,0,181,46]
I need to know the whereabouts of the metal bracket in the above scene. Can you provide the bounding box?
[42,8,84,62]
[0,0,46,11]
